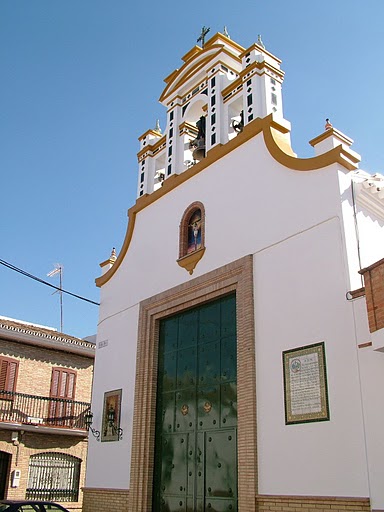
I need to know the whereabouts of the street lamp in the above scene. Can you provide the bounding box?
[84,410,100,441]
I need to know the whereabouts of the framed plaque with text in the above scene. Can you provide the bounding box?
[283,342,330,425]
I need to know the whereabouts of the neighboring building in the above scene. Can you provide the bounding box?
[84,32,384,512]
[0,316,94,511]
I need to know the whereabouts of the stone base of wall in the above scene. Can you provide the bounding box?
[257,494,371,512]
[82,487,129,512]
[83,490,370,512]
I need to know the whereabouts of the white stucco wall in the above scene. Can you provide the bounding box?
[352,297,384,510]
[255,217,368,496]
[87,130,381,500]
[85,304,138,489]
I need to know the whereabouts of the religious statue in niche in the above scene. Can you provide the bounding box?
[177,202,205,274]
[187,209,202,253]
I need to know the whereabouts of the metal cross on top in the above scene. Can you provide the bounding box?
[197,26,210,48]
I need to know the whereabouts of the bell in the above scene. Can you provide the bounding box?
[192,138,206,162]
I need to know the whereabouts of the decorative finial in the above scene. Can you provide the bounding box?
[257,34,265,49]
[325,118,333,130]
[223,26,230,39]
[110,247,117,262]
[154,119,162,134]
[197,26,210,48]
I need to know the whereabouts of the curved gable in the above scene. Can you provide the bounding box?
[159,45,236,104]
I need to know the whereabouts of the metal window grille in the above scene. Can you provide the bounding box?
[26,452,80,502]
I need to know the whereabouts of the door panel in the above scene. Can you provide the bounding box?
[205,430,237,498]
[154,294,237,512]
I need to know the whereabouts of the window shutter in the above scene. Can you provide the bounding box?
[49,368,77,425]
[50,368,76,399]
[6,361,18,392]
[0,357,19,398]
[67,372,76,399]
[0,360,8,390]
[50,369,60,397]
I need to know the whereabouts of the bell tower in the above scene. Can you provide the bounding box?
[136,32,286,198]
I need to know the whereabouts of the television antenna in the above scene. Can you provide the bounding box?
[47,264,63,332]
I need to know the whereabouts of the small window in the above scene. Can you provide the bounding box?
[271,93,277,106]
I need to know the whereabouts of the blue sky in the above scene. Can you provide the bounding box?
[1,1,383,338]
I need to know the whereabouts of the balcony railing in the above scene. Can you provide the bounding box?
[0,390,90,430]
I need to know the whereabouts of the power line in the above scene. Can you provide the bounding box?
[0,258,100,306]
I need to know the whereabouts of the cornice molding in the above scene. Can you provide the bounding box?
[0,320,95,357]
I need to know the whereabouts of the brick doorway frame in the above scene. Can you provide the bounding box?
[128,255,257,512]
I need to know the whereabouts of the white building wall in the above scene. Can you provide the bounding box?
[85,304,138,489]
[351,296,384,510]
[254,217,368,496]
[88,131,376,499]
[97,134,347,324]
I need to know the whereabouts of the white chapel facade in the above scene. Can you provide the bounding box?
[83,32,384,512]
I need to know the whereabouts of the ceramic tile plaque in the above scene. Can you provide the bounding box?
[283,342,329,425]
[101,388,122,442]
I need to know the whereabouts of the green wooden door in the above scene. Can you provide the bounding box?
[153,294,237,512]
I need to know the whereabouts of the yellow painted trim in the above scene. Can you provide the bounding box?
[240,43,282,64]
[160,46,242,104]
[138,129,162,142]
[137,135,166,159]
[160,49,222,103]
[309,127,353,147]
[177,247,206,275]
[221,62,285,102]
[179,121,198,133]
[221,77,242,99]
[240,60,284,81]
[211,59,241,77]
[204,32,245,55]
[182,46,202,63]
[163,69,179,85]
[100,258,115,268]
[96,114,360,288]
[263,121,360,170]
[164,60,241,109]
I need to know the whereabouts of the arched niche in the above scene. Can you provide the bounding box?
[177,201,206,274]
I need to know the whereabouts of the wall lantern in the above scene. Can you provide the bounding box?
[84,408,123,441]
[84,410,100,441]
